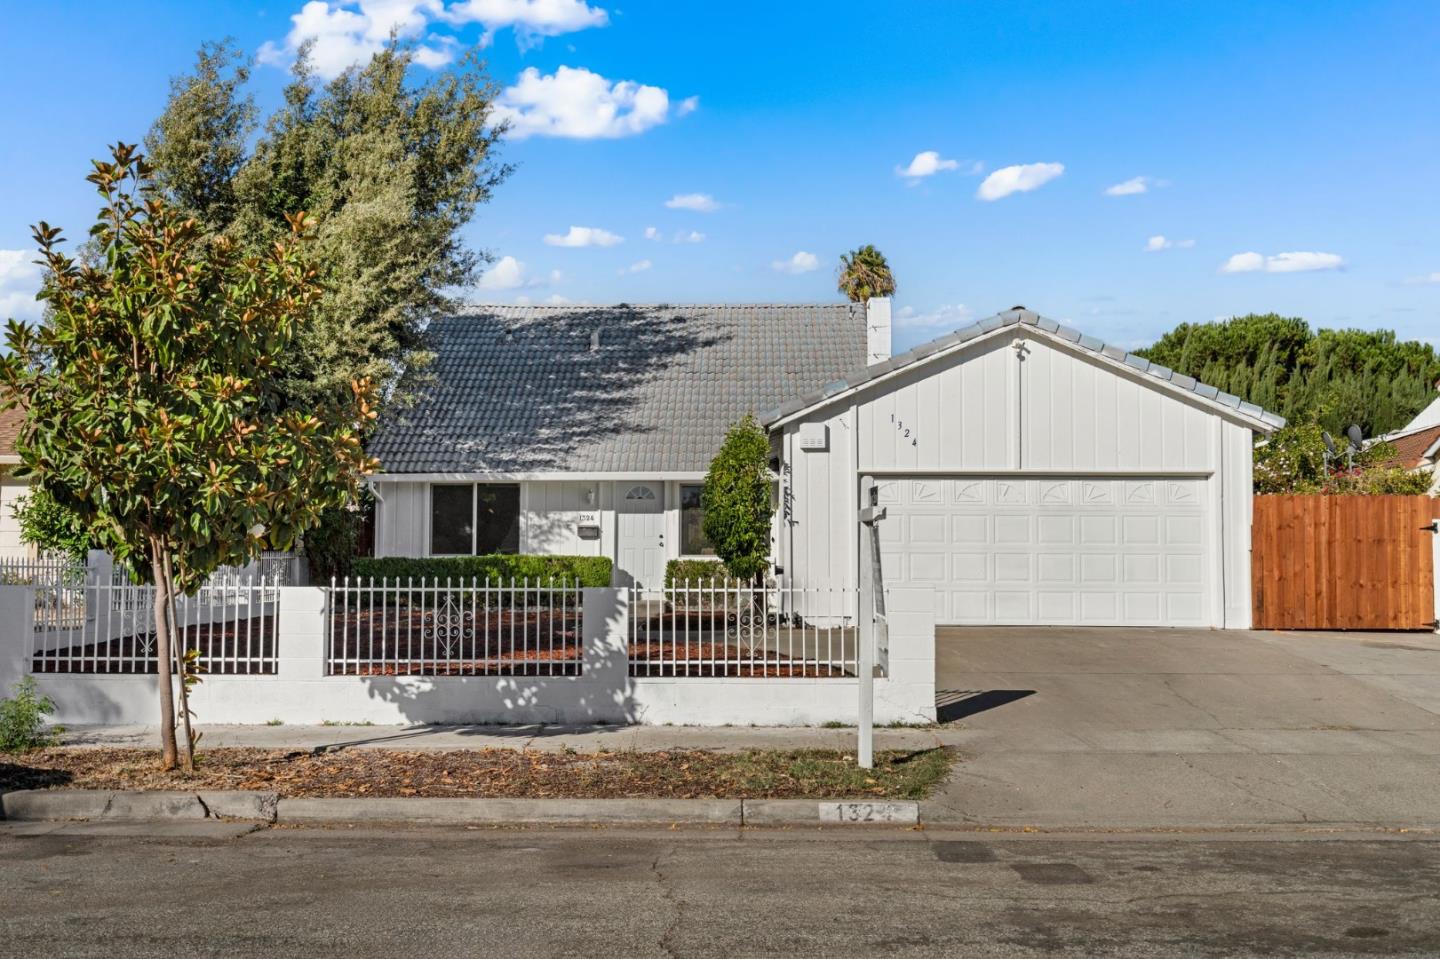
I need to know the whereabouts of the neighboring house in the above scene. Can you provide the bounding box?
[0,401,31,559]
[367,302,881,588]
[1377,382,1440,494]
[369,303,1283,628]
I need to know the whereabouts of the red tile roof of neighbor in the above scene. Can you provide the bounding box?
[0,401,23,458]
[1387,424,1440,469]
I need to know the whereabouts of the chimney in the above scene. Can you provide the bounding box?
[866,296,892,366]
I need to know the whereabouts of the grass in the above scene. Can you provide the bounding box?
[0,746,955,801]
[320,720,375,727]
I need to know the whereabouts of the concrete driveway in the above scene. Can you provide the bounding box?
[929,626,1440,830]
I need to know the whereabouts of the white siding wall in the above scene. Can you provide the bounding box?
[524,481,606,557]
[0,477,30,559]
[780,331,1262,627]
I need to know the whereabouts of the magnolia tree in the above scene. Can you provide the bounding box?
[0,144,377,771]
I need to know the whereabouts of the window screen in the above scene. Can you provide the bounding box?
[430,485,474,555]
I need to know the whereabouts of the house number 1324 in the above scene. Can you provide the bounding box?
[890,414,918,446]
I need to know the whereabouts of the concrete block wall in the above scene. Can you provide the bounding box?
[0,585,937,727]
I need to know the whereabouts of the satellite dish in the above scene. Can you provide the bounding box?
[1346,424,1364,450]
[1322,431,1337,455]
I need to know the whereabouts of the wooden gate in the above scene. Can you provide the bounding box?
[1252,495,1440,630]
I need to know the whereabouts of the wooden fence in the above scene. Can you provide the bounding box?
[1252,495,1440,630]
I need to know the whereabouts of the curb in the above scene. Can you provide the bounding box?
[1,790,278,824]
[2,789,918,827]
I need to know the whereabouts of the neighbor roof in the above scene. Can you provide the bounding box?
[1384,423,1440,470]
[0,395,23,461]
[370,303,867,474]
[761,306,1286,431]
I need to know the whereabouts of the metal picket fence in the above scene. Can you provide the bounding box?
[325,577,584,677]
[628,581,858,678]
[30,577,280,675]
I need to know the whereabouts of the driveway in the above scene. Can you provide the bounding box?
[929,626,1440,829]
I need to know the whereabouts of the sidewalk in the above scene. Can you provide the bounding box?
[61,722,964,754]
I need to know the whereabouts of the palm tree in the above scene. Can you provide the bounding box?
[837,245,896,302]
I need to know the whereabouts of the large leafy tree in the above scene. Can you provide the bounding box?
[1137,314,1440,437]
[147,39,510,411]
[837,245,897,303]
[701,416,774,582]
[0,145,377,770]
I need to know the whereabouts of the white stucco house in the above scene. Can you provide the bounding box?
[367,302,1285,628]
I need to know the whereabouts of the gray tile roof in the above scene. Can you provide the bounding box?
[370,303,867,474]
[760,306,1287,430]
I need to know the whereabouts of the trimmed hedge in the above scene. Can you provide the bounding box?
[665,558,740,586]
[350,555,613,587]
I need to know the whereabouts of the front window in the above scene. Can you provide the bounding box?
[679,484,715,556]
[430,484,521,555]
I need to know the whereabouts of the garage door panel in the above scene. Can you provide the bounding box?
[877,475,1213,627]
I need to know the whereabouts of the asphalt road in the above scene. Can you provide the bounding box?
[2,824,1439,957]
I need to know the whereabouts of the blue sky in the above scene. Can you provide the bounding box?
[1,1,1437,352]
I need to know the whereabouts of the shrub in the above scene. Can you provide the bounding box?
[701,415,774,581]
[351,554,613,588]
[665,558,741,586]
[0,677,62,752]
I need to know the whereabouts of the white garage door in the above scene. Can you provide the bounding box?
[874,476,1214,627]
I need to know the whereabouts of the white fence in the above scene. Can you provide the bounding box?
[30,579,279,675]
[326,578,583,677]
[0,586,937,727]
[629,581,857,677]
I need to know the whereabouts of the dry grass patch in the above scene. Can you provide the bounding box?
[0,746,952,801]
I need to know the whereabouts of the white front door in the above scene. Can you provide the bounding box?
[616,482,666,589]
[875,476,1215,627]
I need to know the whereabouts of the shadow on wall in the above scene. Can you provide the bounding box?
[352,586,640,728]
[380,306,733,472]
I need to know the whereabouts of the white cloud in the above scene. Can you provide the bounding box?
[1404,271,1440,285]
[643,226,660,241]
[1145,235,1195,252]
[1221,250,1344,274]
[443,0,607,48]
[674,230,705,244]
[1105,176,1153,196]
[676,96,699,116]
[543,225,623,247]
[896,150,959,179]
[976,162,1064,201]
[772,251,819,274]
[258,0,607,77]
[664,193,720,212]
[895,303,974,329]
[0,249,44,322]
[494,66,691,140]
[477,254,560,291]
[618,259,652,275]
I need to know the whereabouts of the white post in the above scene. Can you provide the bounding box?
[582,587,630,723]
[1430,519,1439,635]
[277,586,327,680]
[856,475,879,769]
[0,585,33,695]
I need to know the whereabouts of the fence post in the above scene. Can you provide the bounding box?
[876,586,937,723]
[277,586,328,680]
[0,585,33,695]
[581,587,629,721]
[1431,518,1440,636]
[83,549,113,627]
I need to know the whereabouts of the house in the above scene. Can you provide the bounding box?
[1377,382,1440,494]
[0,401,31,559]
[762,307,1283,629]
[368,302,1283,628]
[366,302,882,588]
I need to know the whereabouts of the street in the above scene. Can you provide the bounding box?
[2,824,1438,957]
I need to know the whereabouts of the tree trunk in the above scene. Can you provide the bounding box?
[150,539,179,771]
[163,552,196,773]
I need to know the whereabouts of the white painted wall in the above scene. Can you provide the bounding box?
[0,586,936,727]
[779,330,1262,627]
[0,477,32,559]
